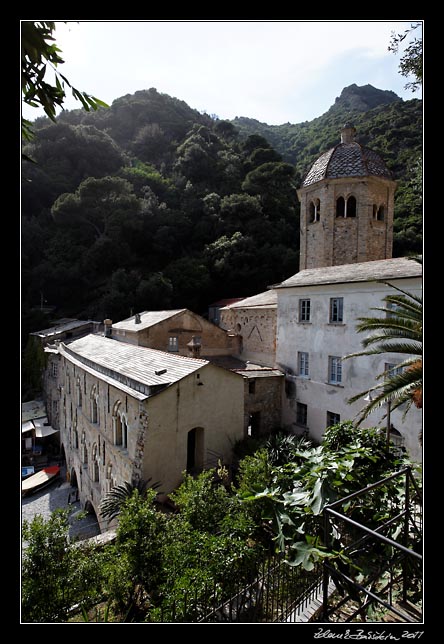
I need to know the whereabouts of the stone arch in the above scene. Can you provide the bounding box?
[70,467,79,489]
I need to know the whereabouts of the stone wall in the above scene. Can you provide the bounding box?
[298,176,395,270]
[219,306,277,366]
[243,375,284,437]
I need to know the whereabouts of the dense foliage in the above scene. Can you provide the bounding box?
[22,84,422,338]
[21,424,418,622]
[233,85,423,256]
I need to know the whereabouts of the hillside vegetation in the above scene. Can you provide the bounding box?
[22,84,422,333]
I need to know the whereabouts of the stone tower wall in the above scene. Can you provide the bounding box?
[298,176,395,270]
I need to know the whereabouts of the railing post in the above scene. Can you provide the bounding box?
[322,506,331,621]
[402,468,411,603]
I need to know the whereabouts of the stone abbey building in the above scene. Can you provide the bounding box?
[41,123,422,529]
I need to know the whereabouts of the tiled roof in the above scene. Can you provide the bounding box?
[112,310,186,332]
[302,142,393,187]
[220,289,277,309]
[31,319,97,338]
[59,334,208,397]
[276,257,422,289]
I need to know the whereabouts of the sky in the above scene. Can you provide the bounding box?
[22,20,423,126]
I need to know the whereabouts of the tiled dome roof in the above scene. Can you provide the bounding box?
[301,126,393,187]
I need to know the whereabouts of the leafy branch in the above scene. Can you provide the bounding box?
[21,21,108,141]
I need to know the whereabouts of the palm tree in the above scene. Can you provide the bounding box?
[344,279,422,427]
[99,478,161,523]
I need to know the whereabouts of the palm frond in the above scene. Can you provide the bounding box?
[99,478,161,521]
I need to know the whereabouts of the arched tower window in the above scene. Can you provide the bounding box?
[346,196,356,217]
[336,196,345,218]
[336,195,356,218]
[309,198,320,223]
[377,205,385,221]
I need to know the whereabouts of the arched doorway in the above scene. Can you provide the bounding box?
[187,427,204,473]
[70,467,78,489]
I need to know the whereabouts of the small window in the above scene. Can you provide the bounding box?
[247,412,261,438]
[347,196,357,218]
[308,199,320,223]
[296,402,308,426]
[329,297,344,323]
[336,196,345,218]
[248,379,256,394]
[386,301,401,319]
[385,363,404,377]
[329,356,342,385]
[51,362,58,378]
[168,336,179,352]
[377,205,384,221]
[298,352,309,377]
[327,411,340,428]
[299,299,311,322]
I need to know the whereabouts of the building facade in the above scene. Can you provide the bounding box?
[219,290,278,366]
[44,334,245,528]
[275,258,422,462]
[110,309,235,357]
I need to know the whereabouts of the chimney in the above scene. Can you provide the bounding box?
[340,122,356,144]
[135,313,141,324]
[104,319,113,338]
[187,336,202,358]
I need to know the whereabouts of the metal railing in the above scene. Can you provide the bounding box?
[149,554,323,623]
[321,467,422,622]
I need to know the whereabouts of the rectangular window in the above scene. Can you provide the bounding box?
[248,379,256,394]
[298,351,309,377]
[386,301,401,318]
[168,336,179,352]
[329,356,342,384]
[327,411,340,427]
[296,402,308,426]
[385,362,404,377]
[299,299,311,322]
[329,297,344,323]
[51,362,58,378]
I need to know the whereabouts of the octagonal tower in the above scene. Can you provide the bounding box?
[297,124,397,270]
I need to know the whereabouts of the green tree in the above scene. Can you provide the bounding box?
[22,509,105,622]
[246,422,413,567]
[344,277,422,424]
[22,21,108,141]
[388,22,423,92]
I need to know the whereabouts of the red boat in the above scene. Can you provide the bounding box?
[21,465,60,496]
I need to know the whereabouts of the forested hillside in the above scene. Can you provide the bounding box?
[22,84,422,339]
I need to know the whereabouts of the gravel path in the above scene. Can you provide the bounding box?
[21,466,101,543]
